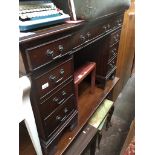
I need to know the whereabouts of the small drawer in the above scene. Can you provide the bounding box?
[44,96,76,138]
[39,79,74,119]
[107,57,117,76]
[26,34,72,70]
[34,57,73,99]
[110,29,121,47]
[108,44,119,62]
[72,32,87,49]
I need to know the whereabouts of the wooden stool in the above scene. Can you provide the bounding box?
[74,62,96,103]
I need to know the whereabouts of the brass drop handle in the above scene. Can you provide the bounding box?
[110,63,114,68]
[56,115,61,121]
[87,32,91,38]
[49,75,63,83]
[59,45,64,52]
[62,91,66,96]
[53,97,59,103]
[60,68,65,75]
[102,26,107,31]
[49,75,56,82]
[64,108,68,113]
[114,36,118,42]
[80,35,85,42]
[107,24,111,29]
[53,97,65,105]
[46,49,54,57]
[112,48,116,54]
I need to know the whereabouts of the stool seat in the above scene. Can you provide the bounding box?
[74,62,96,85]
[74,62,96,103]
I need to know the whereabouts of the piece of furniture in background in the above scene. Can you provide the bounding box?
[74,62,96,103]
[19,76,43,155]
[112,0,135,100]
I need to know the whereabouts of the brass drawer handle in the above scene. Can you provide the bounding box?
[46,49,54,57]
[49,75,63,84]
[80,35,86,42]
[107,24,111,29]
[59,45,64,52]
[60,68,65,75]
[87,32,91,38]
[56,115,61,121]
[102,25,107,31]
[62,90,66,96]
[53,97,65,105]
[64,108,68,113]
[53,97,59,102]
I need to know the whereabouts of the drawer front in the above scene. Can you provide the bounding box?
[72,32,87,49]
[34,58,73,99]
[44,96,76,137]
[39,79,74,119]
[110,29,121,47]
[26,34,72,70]
[108,44,119,62]
[107,57,117,76]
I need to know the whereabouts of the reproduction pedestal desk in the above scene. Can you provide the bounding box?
[19,10,125,155]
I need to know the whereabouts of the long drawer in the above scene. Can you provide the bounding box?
[43,95,76,138]
[72,15,123,50]
[34,57,73,99]
[25,34,72,71]
[39,79,74,119]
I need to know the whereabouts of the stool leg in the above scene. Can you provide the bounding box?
[90,66,96,94]
[75,84,78,104]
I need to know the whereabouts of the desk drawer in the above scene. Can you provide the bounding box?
[34,57,73,99]
[107,57,117,76]
[110,29,121,47]
[108,44,119,62]
[26,34,72,70]
[39,79,74,119]
[44,96,76,138]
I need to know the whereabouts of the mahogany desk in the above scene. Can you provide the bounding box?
[19,10,124,155]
